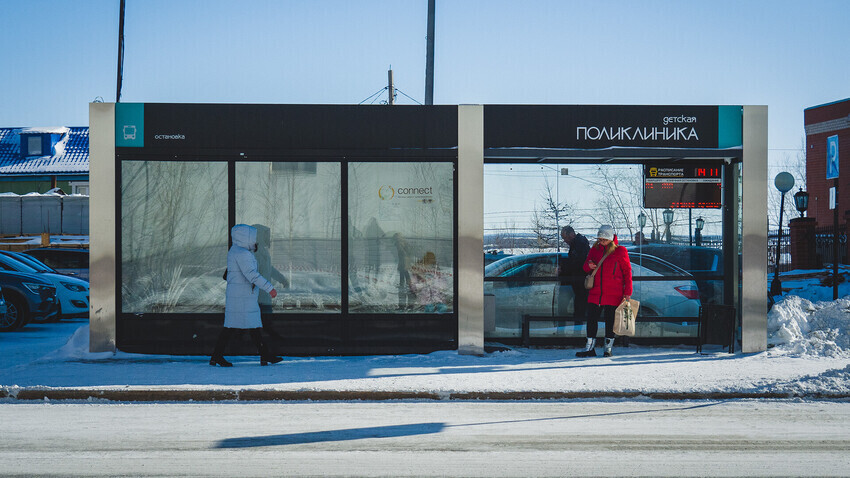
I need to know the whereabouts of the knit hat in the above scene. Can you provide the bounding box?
[596,225,615,240]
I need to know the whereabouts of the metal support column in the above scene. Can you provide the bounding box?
[741,105,768,353]
[89,102,117,352]
[457,105,484,355]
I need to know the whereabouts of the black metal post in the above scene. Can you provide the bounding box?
[424,0,435,105]
[770,192,786,296]
[116,0,125,102]
[833,179,839,300]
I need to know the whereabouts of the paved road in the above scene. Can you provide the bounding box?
[1,400,848,477]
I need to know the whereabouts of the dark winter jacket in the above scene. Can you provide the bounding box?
[559,233,590,286]
[583,237,633,307]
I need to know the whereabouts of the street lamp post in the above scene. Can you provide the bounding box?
[663,208,674,243]
[695,216,704,247]
[793,190,809,217]
[770,172,795,297]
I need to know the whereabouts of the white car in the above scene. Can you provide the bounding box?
[484,252,701,339]
[0,251,89,320]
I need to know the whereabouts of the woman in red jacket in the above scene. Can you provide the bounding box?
[577,225,633,357]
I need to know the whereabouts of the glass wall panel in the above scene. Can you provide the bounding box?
[485,163,718,340]
[236,162,341,312]
[121,161,228,313]
[348,162,454,313]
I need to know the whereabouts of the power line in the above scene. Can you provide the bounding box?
[358,87,387,105]
[395,88,423,105]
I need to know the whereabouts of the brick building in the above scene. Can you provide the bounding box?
[795,98,850,268]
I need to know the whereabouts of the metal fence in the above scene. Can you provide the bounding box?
[767,228,791,274]
[0,194,89,235]
[814,224,848,267]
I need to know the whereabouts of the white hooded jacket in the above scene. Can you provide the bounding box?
[224,224,274,329]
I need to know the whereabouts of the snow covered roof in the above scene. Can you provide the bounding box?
[0,126,88,176]
[19,126,70,135]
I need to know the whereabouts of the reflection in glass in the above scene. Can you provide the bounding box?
[484,251,703,339]
[236,162,341,313]
[121,161,228,313]
[348,162,454,313]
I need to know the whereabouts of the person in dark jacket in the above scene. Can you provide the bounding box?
[557,225,590,319]
[210,224,283,367]
[577,225,633,358]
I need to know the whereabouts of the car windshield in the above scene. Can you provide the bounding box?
[6,252,55,273]
[485,254,555,278]
[486,252,691,279]
[0,255,39,274]
[630,253,691,277]
[629,245,721,274]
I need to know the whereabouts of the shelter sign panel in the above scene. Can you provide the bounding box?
[484,105,742,149]
[644,164,722,209]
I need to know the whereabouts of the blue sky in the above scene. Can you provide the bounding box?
[1,0,847,232]
[2,0,848,151]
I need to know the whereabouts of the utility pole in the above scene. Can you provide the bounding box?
[388,68,395,105]
[424,0,435,105]
[116,0,125,102]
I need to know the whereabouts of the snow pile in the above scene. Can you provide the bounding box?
[41,325,113,362]
[774,364,850,396]
[768,295,850,358]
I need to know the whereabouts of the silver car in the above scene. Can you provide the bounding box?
[484,252,701,339]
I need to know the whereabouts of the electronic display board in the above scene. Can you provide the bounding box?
[644,164,722,209]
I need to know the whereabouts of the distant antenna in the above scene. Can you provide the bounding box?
[116,0,125,102]
[425,0,435,105]
[388,67,395,105]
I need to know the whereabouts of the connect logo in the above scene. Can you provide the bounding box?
[378,185,395,200]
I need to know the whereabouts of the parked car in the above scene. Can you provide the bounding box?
[626,244,725,304]
[23,248,89,281]
[484,252,701,338]
[0,251,89,319]
[484,250,513,266]
[0,271,58,331]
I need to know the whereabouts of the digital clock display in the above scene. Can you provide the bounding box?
[695,167,721,178]
[644,164,723,209]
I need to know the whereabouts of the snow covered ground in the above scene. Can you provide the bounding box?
[1,271,849,399]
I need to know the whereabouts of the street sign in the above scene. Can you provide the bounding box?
[830,187,836,210]
[826,135,839,180]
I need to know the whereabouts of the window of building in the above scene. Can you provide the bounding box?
[348,162,455,314]
[121,161,228,314]
[236,161,342,313]
[69,182,89,195]
[27,136,42,156]
[484,163,725,340]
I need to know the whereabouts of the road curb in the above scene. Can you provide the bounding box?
[4,388,850,402]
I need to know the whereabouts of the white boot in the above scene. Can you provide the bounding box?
[576,338,596,357]
[603,338,615,357]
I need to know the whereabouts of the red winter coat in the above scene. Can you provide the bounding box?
[583,238,633,307]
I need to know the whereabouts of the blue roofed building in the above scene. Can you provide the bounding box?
[0,127,89,195]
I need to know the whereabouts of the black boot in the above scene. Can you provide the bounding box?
[210,328,234,367]
[209,356,233,367]
[250,329,282,366]
[576,338,597,357]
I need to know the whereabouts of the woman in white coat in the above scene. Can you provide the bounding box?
[210,224,282,367]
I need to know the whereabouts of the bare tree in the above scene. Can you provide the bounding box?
[768,137,807,230]
[586,166,643,240]
[531,178,574,250]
